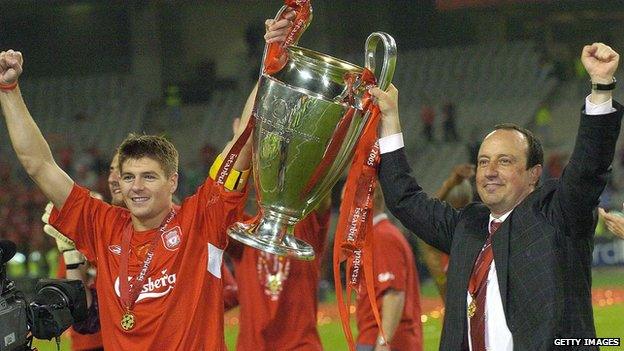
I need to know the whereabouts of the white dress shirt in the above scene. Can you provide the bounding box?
[378,96,615,351]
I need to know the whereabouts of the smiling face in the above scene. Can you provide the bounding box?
[108,153,124,207]
[119,157,178,230]
[476,129,542,216]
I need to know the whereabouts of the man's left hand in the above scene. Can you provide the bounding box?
[581,43,619,84]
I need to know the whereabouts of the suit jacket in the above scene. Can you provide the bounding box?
[378,103,623,351]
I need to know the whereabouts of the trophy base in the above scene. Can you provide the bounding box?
[227,217,315,261]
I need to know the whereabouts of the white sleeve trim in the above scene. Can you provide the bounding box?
[585,95,615,115]
[379,133,404,154]
[207,243,224,279]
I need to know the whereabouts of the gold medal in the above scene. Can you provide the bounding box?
[467,299,476,318]
[267,273,283,294]
[121,311,136,331]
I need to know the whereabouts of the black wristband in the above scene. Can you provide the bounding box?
[592,77,616,91]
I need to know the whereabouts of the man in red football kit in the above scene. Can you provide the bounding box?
[356,188,423,351]
[227,197,331,351]
[47,151,239,349]
[0,48,254,350]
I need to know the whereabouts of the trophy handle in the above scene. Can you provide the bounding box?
[364,32,397,90]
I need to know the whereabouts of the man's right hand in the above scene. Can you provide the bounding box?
[370,85,401,138]
[264,8,296,44]
[0,50,23,85]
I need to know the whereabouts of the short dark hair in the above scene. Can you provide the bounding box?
[118,134,179,177]
[493,123,543,169]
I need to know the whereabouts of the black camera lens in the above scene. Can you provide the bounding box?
[29,279,87,340]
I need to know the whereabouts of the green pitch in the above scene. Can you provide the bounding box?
[32,268,624,351]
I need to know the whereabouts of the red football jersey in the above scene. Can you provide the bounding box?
[356,216,423,351]
[50,179,246,350]
[228,210,330,351]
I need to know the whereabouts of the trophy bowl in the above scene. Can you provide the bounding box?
[228,32,396,260]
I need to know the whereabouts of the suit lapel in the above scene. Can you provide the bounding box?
[492,216,510,315]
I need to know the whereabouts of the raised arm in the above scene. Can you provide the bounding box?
[556,43,622,234]
[371,85,459,253]
[436,164,475,200]
[0,50,73,208]
[217,10,297,174]
[218,83,257,172]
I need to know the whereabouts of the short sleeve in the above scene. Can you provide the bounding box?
[373,230,408,294]
[184,177,248,245]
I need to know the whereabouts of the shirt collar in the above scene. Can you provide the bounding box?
[489,209,513,225]
[373,213,388,225]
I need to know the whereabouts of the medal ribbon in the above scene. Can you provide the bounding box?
[332,69,386,351]
[119,210,176,312]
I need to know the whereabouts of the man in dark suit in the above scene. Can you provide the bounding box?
[369,42,621,351]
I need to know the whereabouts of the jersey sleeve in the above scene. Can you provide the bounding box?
[184,177,248,246]
[48,184,117,263]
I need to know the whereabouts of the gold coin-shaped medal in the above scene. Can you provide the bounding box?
[121,311,136,331]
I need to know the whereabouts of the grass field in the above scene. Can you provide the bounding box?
[33,268,624,351]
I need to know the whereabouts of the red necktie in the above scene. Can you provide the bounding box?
[468,220,501,351]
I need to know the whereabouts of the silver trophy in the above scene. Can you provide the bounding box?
[228,8,396,260]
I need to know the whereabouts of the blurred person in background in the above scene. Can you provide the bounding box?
[372,43,621,350]
[442,102,459,142]
[355,186,422,351]
[420,163,474,302]
[598,207,624,240]
[227,197,331,351]
[223,109,331,350]
[420,100,435,143]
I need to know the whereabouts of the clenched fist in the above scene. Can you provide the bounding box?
[581,43,619,84]
[0,50,23,85]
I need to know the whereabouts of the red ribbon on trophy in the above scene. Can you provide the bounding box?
[301,72,360,198]
[332,68,386,351]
